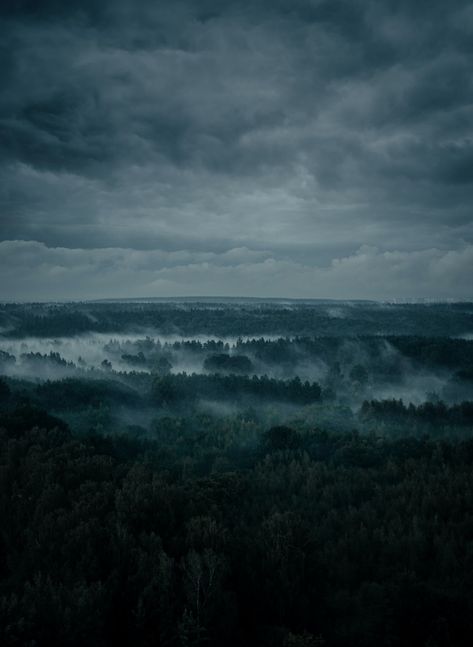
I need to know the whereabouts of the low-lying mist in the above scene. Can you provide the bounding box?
[1,301,472,448]
[1,326,472,435]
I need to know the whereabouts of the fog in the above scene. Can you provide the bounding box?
[1,301,471,447]
[1,331,467,413]
[0,332,285,378]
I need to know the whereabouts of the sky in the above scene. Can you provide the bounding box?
[0,0,472,301]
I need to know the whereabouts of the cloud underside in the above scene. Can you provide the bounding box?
[1,240,472,301]
[0,1,472,299]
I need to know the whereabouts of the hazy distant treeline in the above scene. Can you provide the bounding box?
[1,300,473,337]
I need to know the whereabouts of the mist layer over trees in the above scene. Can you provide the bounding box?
[1,300,473,646]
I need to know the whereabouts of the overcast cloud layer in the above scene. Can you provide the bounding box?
[1,0,472,300]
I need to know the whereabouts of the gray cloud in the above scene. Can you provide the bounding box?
[0,0,472,299]
[1,240,471,301]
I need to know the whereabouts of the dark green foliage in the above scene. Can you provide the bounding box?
[361,398,473,426]
[0,377,10,402]
[204,353,254,374]
[121,351,147,366]
[121,353,172,374]
[151,374,322,407]
[261,425,303,452]
[389,336,473,371]
[0,403,69,436]
[455,369,473,382]
[1,414,473,646]
[35,378,141,410]
[2,301,473,338]
[21,351,73,367]
[1,301,473,645]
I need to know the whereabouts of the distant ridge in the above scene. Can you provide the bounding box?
[89,296,375,304]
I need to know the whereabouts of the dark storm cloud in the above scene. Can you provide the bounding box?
[0,0,472,299]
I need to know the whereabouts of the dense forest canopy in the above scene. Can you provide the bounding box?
[1,300,473,646]
[1,300,473,338]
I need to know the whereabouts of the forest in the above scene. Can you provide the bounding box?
[1,299,473,646]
